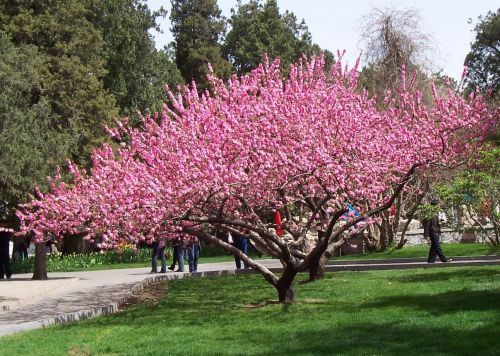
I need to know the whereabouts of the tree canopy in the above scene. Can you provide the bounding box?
[0,32,73,220]
[17,54,497,301]
[464,8,500,99]
[170,0,232,90]
[0,0,118,162]
[224,0,332,75]
[88,0,183,115]
[0,0,183,220]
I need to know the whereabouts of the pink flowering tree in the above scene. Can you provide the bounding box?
[18,54,497,301]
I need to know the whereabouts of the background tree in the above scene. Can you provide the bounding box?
[359,7,433,101]
[224,0,333,75]
[170,0,232,90]
[0,0,184,223]
[464,8,500,99]
[358,7,442,250]
[0,32,73,222]
[437,147,499,248]
[88,0,183,116]
[0,0,118,164]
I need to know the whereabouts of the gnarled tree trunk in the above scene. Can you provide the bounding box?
[276,264,297,302]
[308,257,326,281]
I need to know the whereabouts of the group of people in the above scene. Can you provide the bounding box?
[150,231,254,274]
[150,237,201,274]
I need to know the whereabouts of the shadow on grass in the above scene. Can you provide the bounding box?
[249,320,500,356]
[391,268,500,283]
[361,289,500,315]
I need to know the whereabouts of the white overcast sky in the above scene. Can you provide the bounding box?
[147,0,498,81]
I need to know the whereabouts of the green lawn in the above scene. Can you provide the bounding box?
[336,242,493,260]
[2,266,499,355]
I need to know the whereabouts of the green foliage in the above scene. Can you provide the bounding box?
[88,0,183,116]
[437,147,500,246]
[464,8,500,98]
[0,32,74,219]
[1,267,499,355]
[170,0,232,90]
[224,0,333,75]
[11,246,157,273]
[416,202,441,220]
[0,1,186,218]
[0,0,118,170]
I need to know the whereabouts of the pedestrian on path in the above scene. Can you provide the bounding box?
[231,231,250,269]
[151,238,167,273]
[176,238,186,272]
[168,238,180,271]
[423,199,450,263]
[0,223,13,279]
[168,237,185,272]
[187,237,200,272]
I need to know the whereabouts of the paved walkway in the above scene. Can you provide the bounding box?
[1,256,499,337]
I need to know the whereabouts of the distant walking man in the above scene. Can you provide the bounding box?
[0,222,13,279]
[423,200,450,263]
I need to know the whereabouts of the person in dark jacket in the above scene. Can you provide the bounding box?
[232,231,250,270]
[423,200,450,263]
[0,224,13,279]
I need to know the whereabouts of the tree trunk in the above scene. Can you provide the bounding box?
[276,264,297,303]
[364,225,379,252]
[32,242,48,280]
[379,220,389,251]
[308,256,326,281]
[396,181,428,250]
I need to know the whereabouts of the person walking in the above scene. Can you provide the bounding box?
[151,238,167,274]
[423,199,450,263]
[232,231,249,269]
[176,237,186,272]
[168,238,180,271]
[187,237,200,272]
[168,237,185,272]
[0,223,13,279]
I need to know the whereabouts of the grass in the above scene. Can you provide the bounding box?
[1,265,499,355]
[336,242,493,260]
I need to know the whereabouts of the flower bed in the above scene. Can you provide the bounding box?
[11,245,168,273]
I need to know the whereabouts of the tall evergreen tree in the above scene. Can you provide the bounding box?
[170,0,232,90]
[0,32,73,220]
[464,8,500,99]
[0,0,118,164]
[223,0,333,75]
[88,0,183,115]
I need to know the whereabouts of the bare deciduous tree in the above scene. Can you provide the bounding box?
[359,7,435,100]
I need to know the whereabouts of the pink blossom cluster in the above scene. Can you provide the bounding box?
[16,54,497,247]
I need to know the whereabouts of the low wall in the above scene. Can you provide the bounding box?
[403,228,491,246]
